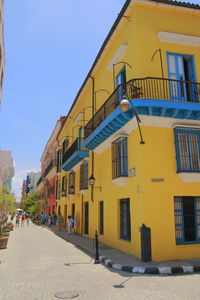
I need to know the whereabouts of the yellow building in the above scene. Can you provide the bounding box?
[56,0,200,262]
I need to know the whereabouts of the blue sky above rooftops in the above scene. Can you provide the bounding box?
[0,0,199,201]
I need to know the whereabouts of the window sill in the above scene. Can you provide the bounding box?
[112,177,128,186]
[79,189,88,195]
[120,237,131,242]
[177,173,200,182]
[68,194,75,198]
[176,241,200,245]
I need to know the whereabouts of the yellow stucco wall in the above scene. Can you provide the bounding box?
[56,2,200,261]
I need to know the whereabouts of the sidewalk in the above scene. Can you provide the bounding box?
[45,224,200,275]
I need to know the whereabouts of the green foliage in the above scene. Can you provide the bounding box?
[21,191,42,216]
[0,187,16,224]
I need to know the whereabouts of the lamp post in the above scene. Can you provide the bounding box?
[88,174,102,202]
[120,95,145,144]
[113,61,132,90]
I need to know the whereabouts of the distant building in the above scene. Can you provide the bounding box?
[0,150,14,193]
[21,179,26,199]
[27,171,41,192]
[37,116,67,216]
[21,171,41,197]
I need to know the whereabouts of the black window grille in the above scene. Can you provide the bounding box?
[120,198,131,241]
[56,180,60,200]
[174,128,200,172]
[62,138,69,154]
[68,172,75,194]
[112,137,128,179]
[57,149,62,173]
[99,201,104,235]
[61,176,67,197]
[80,161,88,190]
[84,202,89,235]
[174,196,200,244]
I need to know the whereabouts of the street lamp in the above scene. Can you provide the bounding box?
[120,94,145,144]
[88,174,95,187]
[88,174,101,202]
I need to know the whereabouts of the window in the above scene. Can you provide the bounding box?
[68,171,75,194]
[61,176,67,197]
[116,65,126,103]
[112,137,128,179]
[167,53,197,102]
[72,203,75,221]
[57,149,62,172]
[80,161,88,190]
[174,128,200,172]
[120,198,131,240]
[56,180,60,200]
[174,196,200,244]
[99,201,104,235]
[84,202,89,235]
[62,138,68,154]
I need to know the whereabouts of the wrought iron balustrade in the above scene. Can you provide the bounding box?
[37,176,42,186]
[84,77,200,140]
[62,138,84,165]
[43,159,56,178]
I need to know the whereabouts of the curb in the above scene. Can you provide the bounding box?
[100,256,200,275]
[43,226,200,276]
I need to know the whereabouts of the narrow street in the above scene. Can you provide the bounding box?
[0,223,200,300]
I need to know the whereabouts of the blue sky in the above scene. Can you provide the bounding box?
[0,0,126,201]
[0,0,199,201]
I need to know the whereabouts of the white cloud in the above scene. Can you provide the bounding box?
[12,168,38,203]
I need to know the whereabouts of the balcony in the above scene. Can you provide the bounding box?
[84,77,200,150]
[62,138,89,171]
[43,160,56,178]
[37,176,42,187]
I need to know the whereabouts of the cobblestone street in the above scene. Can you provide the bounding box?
[0,223,200,300]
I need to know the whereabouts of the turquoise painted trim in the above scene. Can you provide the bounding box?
[166,52,198,102]
[62,150,89,171]
[174,128,200,173]
[84,98,200,151]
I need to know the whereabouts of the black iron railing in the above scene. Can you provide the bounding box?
[43,160,56,178]
[84,77,200,140]
[62,138,84,165]
[37,176,42,186]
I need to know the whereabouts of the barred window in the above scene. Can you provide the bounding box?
[56,180,60,200]
[174,196,200,244]
[112,137,128,179]
[68,172,75,194]
[61,176,67,197]
[120,198,131,241]
[62,138,69,154]
[174,128,200,172]
[80,161,88,190]
[57,149,63,173]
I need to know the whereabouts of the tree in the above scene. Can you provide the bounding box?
[0,187,16,227]
[21,191,43,217]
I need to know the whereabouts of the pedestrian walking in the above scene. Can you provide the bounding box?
[47,215,51,227]
[15,214,20,227]
[67,216,73,234]
[57,214,63,231]
[21,214,25,226]
[41,214,46,225]
[51,211,57,226]
[26,215,30,226]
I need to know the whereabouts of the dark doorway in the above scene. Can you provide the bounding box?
[84,202,89,235]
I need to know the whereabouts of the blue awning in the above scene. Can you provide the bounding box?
[62,150,89,171]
